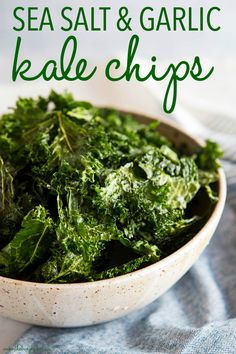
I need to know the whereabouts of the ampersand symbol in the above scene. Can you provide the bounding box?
[117,7,132,31]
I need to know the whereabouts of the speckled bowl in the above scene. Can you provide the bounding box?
[0,113,226,327]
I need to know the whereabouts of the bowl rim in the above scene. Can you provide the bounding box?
[0,111,227,289]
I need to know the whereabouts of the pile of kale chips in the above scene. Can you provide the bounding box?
[0,92,222,283]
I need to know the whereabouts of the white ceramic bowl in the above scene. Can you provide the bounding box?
[0,113,226,327]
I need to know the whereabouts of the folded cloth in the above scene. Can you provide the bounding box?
[5,71,236,354]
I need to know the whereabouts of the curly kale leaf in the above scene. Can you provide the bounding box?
[0,206,54,277]
[37,252,89,283]
[195,140,223,203]
[90,255,151,281]
[196,140,223,172]
[0,157,14,212]
[34,192,119,283]
[0,157,22,248]
[95,147,200,245]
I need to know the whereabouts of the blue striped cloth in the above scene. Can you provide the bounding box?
[7,111,236,354]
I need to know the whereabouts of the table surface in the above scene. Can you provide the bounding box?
[0,317,29,354]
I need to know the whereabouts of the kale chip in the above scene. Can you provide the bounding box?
[0,91,222,283]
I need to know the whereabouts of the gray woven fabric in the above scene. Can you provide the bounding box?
[7,113,236,354]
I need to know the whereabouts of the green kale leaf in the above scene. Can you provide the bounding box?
[0,206,54,277]
[0,91,222,283]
